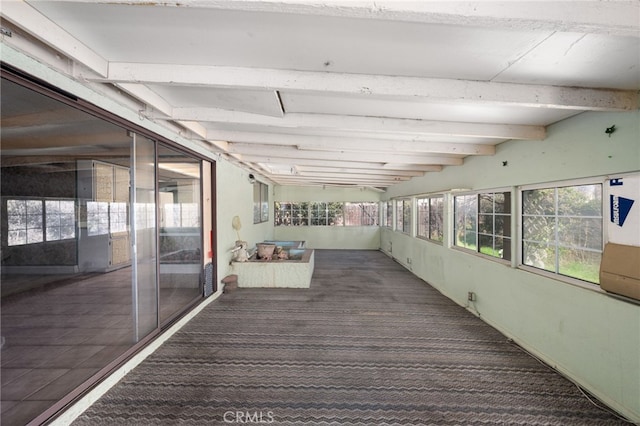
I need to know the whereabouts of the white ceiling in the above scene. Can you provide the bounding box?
[2,1,639,189]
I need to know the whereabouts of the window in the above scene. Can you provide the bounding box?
[417,195,444,242]
[87,201,110,236]
[382,201,393,227]
[454,191,511,260]
[6,198,76,246]
[275,202,308,226]
[162,203,199,228]
[478,192,511,259]
[46,200,76,241]
[253,181,269,224]
[344,202,379,226]
[7,199,43,246]
[109,202,128,233]
[395,199,411,233]
[522,183,602,283]
[275,201,380,227]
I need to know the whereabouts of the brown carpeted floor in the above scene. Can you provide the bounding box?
[72,250,629,425]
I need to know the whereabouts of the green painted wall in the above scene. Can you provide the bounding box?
[382,110,640,421]
[273,185,381,249]
[215,162,275,278]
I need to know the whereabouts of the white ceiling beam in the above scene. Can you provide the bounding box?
[297,166,424,177]
[116,83,173,117]
[173,108,544,140]
[105,63,639,111]
[299,141,493,157]
[175,120,208,140]
[294,171,411,181]
[270,175,405,185]
[227,143,464,165]
[232,155,443,172]
[58,1,640,37]
[1,1,109,76]
[205,130,495,156]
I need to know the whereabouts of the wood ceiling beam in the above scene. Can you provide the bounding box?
[227,143,464,165]
[105,63,638,111]
[174,109,544,140]
[205,130,495,156]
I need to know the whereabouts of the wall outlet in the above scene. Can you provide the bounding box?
[407,257,412,264]
[467,291,476,302]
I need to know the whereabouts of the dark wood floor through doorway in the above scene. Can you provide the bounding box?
[73,250,628,425]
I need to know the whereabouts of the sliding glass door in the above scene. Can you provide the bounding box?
[1,73,210,425]
[158,145,203,324]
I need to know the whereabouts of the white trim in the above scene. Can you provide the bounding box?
[517,264,603,293]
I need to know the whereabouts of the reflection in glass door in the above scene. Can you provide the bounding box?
[158,145,203,324]
[132,134,159,340]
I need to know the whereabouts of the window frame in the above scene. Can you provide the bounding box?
[274,201,380,227]
[382,201,393,228]
[253,181,269,224]
[452,188,513,264]
[395,198,412,234]
[416,194,444,244]
[344,202,379,226]
[518,177,605,286]
[6,197,77,246]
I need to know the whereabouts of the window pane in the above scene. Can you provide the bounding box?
[558,217,602,250]
[292,202,308,226]
[558,184,602,216]
[27,199,42,214]
[478,214,493,234]
[523,189,555,215]
[27,212,43,229]
[416,198,428,237]
[479,193,494,213]
[46,227,61,241]
[8,230,26,246]
[523,241,555,272]
[496,236,511,260]
[429,197,444,242]
[494,215,508,237]
[455,195,476,249]
[253,183,261,224]
[523,216,555,242]
[7,199,26,215]
[396,200,403,230]
[310,202,327,226]
[496,192,510,214]
[8,213,25,231]
[261,183,269,222]
[402,200,411,232]
[559,248,601,283]
[478,234,495,256]
[327,202,343,226]
[26,227,44,244]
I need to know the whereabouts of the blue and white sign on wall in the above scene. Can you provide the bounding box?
[606,174,640,246]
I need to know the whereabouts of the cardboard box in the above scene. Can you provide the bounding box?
[599,243,640,301]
